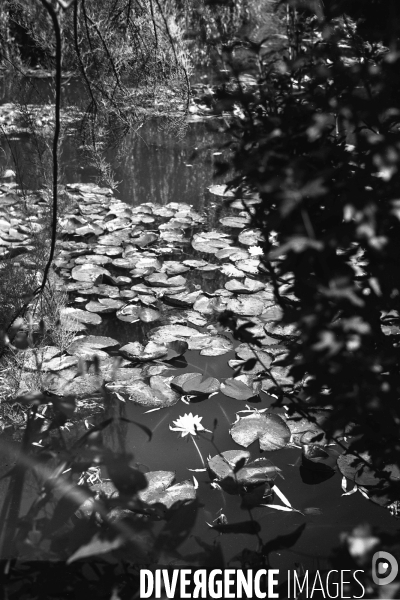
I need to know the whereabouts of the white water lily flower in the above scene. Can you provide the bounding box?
[248,246,264,257]
[169,413,211,437]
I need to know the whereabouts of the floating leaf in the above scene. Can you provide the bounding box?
[42,355,78,371]
[71,264,111,282]
[189,334,233,356]
[119,341,168,362]
[131,232,158,247]
[164,340,188,360]
[208,450,279,495]
[97,298,124,310]
[163,290,202,308]
[220,376,261,401]
[67,336,119,359]
[226,296,265,316]
[207,184,235,197]
[234,258,260,274]
[220,216,251,228]
[149,325,204,345]
[208,450,250,480]
[61,307,102,326]
[192,231,233,254]
[182,258,208,268]
[181,373,220,396]
[74,254,112,265]
[171,372,203,393]
[230,412,291,451]
[225,278,265,294]
[220,263,245,278]
[138,471,196,510]
[85,300,117,314]
[215,247,242,260]
[185,311,208,327]
[238,229,265,246]
[145,273,187,288]
[128,376,179,408]
[116,305,140,323]
[235,344,273,370]
[337,453,400,487]
[22,346,61,371]
[162,261,190,275]
[138,307,161,323]
[261,366,294,391]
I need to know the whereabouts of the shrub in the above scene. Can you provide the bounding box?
[218,0,400,492]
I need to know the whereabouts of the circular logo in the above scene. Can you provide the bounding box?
[372,551,398,586]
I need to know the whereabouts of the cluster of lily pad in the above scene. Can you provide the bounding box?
[30,181,299,408]
[0,178,47,261]
[3,179,397,524]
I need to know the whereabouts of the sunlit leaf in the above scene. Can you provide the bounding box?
[230,412,291,451]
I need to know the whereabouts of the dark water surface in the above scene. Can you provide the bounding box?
[0,119,227,210]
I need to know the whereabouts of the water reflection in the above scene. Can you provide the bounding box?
[0,116,227,211]
[103,120,226,208]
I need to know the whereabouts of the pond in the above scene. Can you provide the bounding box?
[0,95,399,593]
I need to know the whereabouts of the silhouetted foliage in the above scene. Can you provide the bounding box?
[218,0,400,494]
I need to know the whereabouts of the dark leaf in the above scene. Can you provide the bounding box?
[263,524,306,555]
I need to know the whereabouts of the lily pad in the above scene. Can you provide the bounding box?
[189,334,233,356]
[85,300,117,314]
[71,264,111,282]
[208,450,279,491]
[138,307,161,323]
[179,373,220,396]
[207,184,235,197]
[230,412,291,451]
[192,231,233,254]
[128,376,179,408]
[22,346,61,371]
[162,261,190,275]
[119,341,168,362]
[226,296,265,316]
[221,376,261,400]
[183,259,208,268]
[149,325,203,345]
[238,229,265,246]
[220,216,251,228]
[261,366,295,390]
[171,372,202,393]
[145,273,187,288]
[131,232,158,247]
[74,254,112,265]
[67,335,119,356]
[282,412,327,446]
[138,471,196,510]
[61,307,102,326]
[61,374,104,399]
[164,340,188,361]
[235,344,273,371]
[193,296,228,315]
[220,264,245,278]
[116,305,140,323]
[337,453,400,487]
[235,259,260,274]
[225,278,265,294]
[41,355,79,371]
[163,290,202,308]
[208,450,251,480]
[185,311,208,327]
